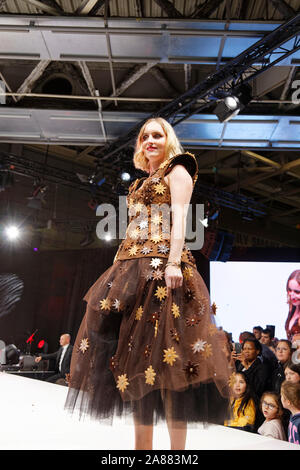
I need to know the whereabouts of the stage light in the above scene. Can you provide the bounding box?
[121,172,131,181]
[214,84,252,123]
[104,233,112,241]
[4,225,20,241]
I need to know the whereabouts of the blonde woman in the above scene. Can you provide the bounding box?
[65,118,231,450]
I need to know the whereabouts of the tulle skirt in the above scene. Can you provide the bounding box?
[65,257,232,426]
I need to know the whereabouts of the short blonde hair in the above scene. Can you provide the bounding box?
[133,117,184,173]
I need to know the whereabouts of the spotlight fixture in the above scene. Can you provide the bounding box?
[121,171,131,182]
[4,225,20,241]
[214,84,252,123]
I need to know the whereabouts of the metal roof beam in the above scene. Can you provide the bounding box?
[270,0,296,19]
[191,0,225,19]
[152,0,183,18]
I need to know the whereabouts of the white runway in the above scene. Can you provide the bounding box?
[0,372,299,451]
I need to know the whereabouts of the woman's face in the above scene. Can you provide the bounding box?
[141,121,167,165]
[242,341,259,362]
[232,374,247,398]
[285,367,300,384]
[261,395,279,421]
[276,342,291,363]
[287,279,300,307]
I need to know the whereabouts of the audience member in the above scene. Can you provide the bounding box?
[257,391,286,441]
[238,331,277,375]
[35,333,73,384]
[253,326,263,341]
[281,381,300,445]
[260,328,276,354]
[271,340,293,393]
[234,339,270,401]
[224,371,256,432]
[284,361,300,384]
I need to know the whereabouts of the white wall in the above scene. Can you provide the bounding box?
[209,261,299,342]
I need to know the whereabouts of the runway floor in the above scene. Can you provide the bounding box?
[0,371,299,451]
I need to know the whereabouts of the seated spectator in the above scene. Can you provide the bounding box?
[253,326,263,341]
[233,338,270,401]
[271,340,293,393]
[257,391,286,441]
[281,380,300,445]
[284,361,300,385]
[35,333,73,384]
[224,371,256,432]
[260,328,276,354]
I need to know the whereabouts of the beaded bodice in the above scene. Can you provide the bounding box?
[113,152,198,267]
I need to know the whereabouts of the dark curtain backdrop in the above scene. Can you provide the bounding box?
[0,246,210,354]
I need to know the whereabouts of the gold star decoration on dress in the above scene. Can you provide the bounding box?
[150,233,163,244]
[99,297,111,311]
[135,305,143,321]
[78,338,89,354]
[163,347,179,366]
[151,213,163,225]
[171,302,180,318]
[202,343,213,359]
[191,338,207,354]
[154,285,168,302]
[145,365,156,386]
[152,269,164,281]
[183,361,199,379]
[129,227,140,239]
[128,244,139,256]
[183,266,193,280]
[116,374,129,393]
[154,183,166,195]
[208,323,219,336]
[134,202,145,214]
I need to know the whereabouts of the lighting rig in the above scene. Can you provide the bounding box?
[86,12,300,219]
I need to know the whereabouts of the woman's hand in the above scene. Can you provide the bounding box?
[164,265,183,291]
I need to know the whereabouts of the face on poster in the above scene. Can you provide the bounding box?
[210,261,299,342]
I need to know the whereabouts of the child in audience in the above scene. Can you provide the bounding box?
[284,361,300,384]
[224,371,256,432]
[257,391,286,440]
[281,380,300,445]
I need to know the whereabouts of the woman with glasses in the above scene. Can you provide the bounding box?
[271,340,293,393]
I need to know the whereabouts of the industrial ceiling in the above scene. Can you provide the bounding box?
[0,0,300,252]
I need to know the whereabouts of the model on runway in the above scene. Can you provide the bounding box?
[65,117,232,450]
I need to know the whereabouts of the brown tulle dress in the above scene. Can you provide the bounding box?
[65,152,232,426]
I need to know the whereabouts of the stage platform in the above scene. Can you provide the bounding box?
[0,371,299,451]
